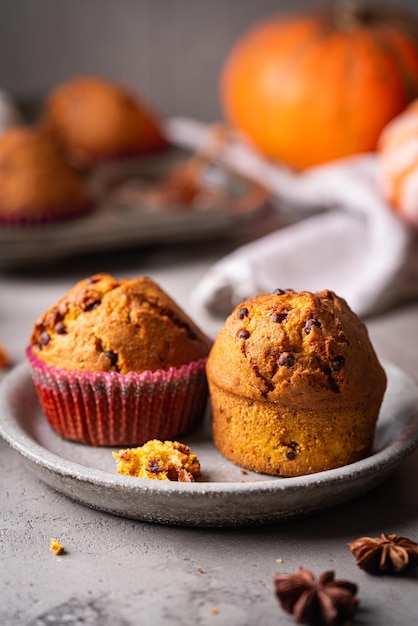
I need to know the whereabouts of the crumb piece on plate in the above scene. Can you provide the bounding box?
[50,538,65,555]
[113,439,200,482]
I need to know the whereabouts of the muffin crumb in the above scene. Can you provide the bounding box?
[49,538,65,555]
[113,439,201,482]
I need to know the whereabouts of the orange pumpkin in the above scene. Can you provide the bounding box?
[378,99,418,228]
[221,2,418,170]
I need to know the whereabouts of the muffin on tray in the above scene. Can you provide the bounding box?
[207,288,387,477]
[0,126,92,224]
[41,76,166,168]
[27,274,211,446]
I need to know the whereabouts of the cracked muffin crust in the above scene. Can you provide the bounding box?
[207,289,387,476]
[30,273,211,373]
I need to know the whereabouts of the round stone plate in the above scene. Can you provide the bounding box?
[1,360,418,527]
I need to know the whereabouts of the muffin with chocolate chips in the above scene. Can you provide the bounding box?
[27,274,211,446]
[207,289,387,477]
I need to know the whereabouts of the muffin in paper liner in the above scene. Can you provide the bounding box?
[0,126,94,226]
[26,347,208,447]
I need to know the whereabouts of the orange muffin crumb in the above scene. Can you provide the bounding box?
[113,440,201,482]
[49,538,65,555]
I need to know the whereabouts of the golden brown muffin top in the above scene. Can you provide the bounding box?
[207,289,387,409]
[0,126,91,219]
[42,76,166,167]
[30,274,212,374]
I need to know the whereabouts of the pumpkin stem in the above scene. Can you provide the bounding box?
[334,0,379,29]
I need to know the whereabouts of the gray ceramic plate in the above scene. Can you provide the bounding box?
[1,360,418,527]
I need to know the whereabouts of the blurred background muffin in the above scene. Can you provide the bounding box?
[0,126,92,224]
[41,76,166,169]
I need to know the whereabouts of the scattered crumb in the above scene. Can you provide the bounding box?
[113,439,200,482]
[49,538,65,555]
[276,558,283,563]
[209,608,218,615]
[240,469,248,475]
[197,567,204,574]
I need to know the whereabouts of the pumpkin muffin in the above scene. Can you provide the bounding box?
[41,76,166,168]
[27,274,211,446]
[0,126,92,224]
[207,289,387,477]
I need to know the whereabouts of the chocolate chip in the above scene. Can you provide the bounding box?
[167,466,180,481]
[285,441,298,459]
[237,307,249,319]
[186,325,197,340]
[237,329,250,339]
[40,331,50,346]
[270,312,287,323]
[54,322,67,335]
[304,318,321,334]
[332,355,345,371]
[148,460,161,474]
[104,350,118,367]
[273,288,285,295]
[278,352,295,367]
[85,299,101,311]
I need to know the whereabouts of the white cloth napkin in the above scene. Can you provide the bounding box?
[165,117,418,320]
[0,90,22,135]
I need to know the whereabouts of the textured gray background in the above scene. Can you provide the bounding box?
[1,0,418,122]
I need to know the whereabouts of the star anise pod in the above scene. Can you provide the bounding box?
[273,567,359,625]
[348,533,418,575]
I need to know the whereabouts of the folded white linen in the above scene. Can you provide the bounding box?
[0,90,22,135]
[165,117,418,320]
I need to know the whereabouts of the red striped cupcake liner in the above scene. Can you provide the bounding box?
[26,347,208,446]
[0,201,93,226]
